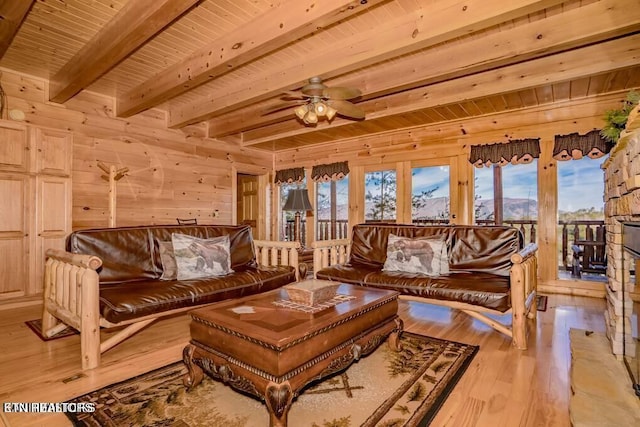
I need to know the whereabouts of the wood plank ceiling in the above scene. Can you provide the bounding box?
[0,0,639,152]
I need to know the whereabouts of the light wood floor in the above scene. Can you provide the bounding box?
[0,294,607,427]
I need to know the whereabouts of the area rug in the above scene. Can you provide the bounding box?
[25,319,78,341]
[65,332,478,427]
[537,295,548,312]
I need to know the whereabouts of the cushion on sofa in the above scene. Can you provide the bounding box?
[383,234,449,276]
[99,265,296,324]
[171,233,233,280]
[348,223,522,277]
[158,241,177,280]
[316,265,511,312]
[67,225,257,284]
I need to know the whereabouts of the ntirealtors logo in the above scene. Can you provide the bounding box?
[3,402,96,413]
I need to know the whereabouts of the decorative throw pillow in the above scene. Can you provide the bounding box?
[171,233,233,280]
[382,234,449,276]
[158,241,177,280]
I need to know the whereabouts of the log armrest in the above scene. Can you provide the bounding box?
[42,248,102,369]
[509,242,539,349]
[253,240,301,280]
[311,238,351,276]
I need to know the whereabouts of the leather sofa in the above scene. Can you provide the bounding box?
[312,223,538,349]
[41,224,299,369]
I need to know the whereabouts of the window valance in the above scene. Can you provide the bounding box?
[553,130,612,161]
[274,167,305,185]
[311,161,350,182]
[469,138,541,168]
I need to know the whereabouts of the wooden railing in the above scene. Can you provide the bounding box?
[475,218,606,275]
[284,219,348,242]
[284,217,606,276]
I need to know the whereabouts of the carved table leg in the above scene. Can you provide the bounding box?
[265,380,294,427]
[182,344,204,389]
[388,317,404,352]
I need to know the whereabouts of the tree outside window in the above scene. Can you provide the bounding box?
[365,170,397,221]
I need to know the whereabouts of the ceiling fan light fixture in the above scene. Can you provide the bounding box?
[294,104,308,120]
[314,101,328,116]
[304,110,318,124]
[325,105,337,121]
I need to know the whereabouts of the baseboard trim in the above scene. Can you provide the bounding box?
[0,296,43,311]
[539,279,606,298]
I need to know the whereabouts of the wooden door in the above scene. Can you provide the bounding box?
[237,174,259,236]
[0,173,31,300]
[34,176,72,296]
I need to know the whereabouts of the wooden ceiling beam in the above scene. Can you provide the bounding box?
[169,0,566,128]
[208,0,640,138]
[0,0,35,59]
[49,0,199,104]
[116,0,387,118]
[240,34,640,146]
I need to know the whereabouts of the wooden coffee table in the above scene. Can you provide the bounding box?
[182,282,402,427]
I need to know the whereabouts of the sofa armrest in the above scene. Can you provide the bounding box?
[509,242,538,349]
[311,239,351,276]
[253,240,301,280]
[43,248,103,369]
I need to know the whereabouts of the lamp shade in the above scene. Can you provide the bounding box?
[283,189,313,212]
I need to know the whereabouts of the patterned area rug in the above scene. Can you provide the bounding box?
[66,332,478,427]
[25,319,78,341]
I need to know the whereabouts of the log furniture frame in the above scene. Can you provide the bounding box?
[42,239,300,370]
[312,231,538,350]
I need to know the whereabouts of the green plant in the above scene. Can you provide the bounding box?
[600,90,640,143]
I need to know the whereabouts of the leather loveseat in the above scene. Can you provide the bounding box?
[312,223,538,349]
[41,224,299,369]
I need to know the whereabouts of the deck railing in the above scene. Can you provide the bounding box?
[283,218,606,275]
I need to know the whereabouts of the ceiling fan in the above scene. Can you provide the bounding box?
[265,76,365,125]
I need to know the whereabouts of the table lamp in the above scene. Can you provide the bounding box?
[283,188,313,247]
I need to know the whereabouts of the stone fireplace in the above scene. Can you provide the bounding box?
[603,105,639,383]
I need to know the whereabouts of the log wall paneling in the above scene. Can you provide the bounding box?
[0,70,274,304]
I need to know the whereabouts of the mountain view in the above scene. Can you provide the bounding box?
[316,197,542,221]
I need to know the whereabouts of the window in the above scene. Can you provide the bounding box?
[411,166,450,224]
[280,182,302,241]
[365,170,396,221]
[316,177,349,240]
[474,161,538,243]
[557,157,606,280]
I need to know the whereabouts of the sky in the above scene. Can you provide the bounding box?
[473,158,605,211]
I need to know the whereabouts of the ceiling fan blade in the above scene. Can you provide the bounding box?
[329,100,365,119]
[323,86,362,100]
[262,100,306,115]
[282,90,309,98]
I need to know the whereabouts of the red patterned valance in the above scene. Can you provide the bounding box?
[311,161,349,182]
[274,167,305,185]
[469,139,541,168]
[553,130,612,161]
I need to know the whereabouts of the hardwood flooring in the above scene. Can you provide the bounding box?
[0,294,607,427]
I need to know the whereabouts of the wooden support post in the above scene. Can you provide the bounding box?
[493,165,503,225]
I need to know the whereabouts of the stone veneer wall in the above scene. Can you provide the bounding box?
[603,105,640,356]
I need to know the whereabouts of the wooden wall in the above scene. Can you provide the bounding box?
[0,69,272,230]
[274,91,632,292]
